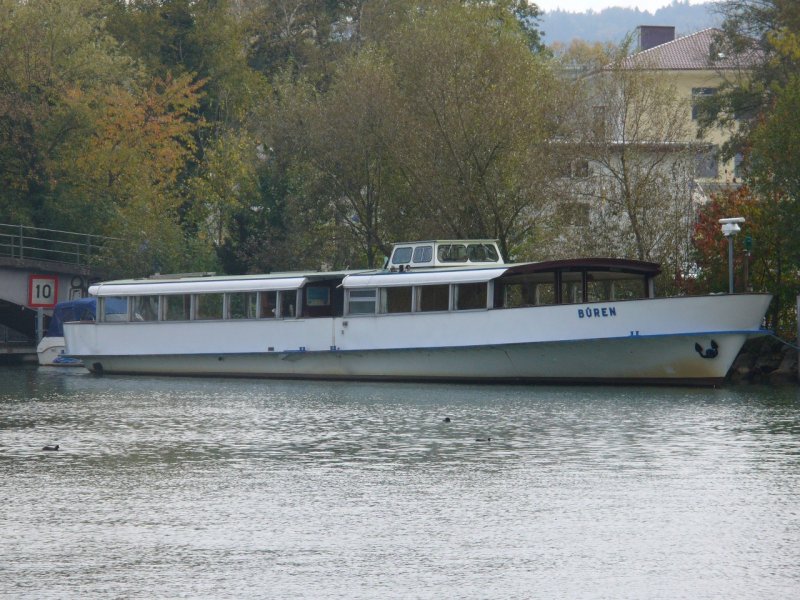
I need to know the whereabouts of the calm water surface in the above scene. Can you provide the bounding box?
[1,365,799,599]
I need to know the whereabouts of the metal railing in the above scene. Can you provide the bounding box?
[0,223,113,267]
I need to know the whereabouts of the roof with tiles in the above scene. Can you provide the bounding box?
[620,28,762,71]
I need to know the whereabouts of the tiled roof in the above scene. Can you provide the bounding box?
[620,28,762,71]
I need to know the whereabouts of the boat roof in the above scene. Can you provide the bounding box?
[503,258,661,277]
[88,257,659,296]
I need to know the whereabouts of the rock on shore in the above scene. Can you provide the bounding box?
[729,337,798,385]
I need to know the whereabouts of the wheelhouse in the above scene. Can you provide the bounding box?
[387,240,504,270]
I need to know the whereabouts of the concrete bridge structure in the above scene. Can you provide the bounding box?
[0,223,110,360]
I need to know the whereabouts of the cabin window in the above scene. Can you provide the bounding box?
[132,296,159,322]
[392,247,412,265]
[610,279,647,300]
[412,246,433,264]
[455,282,487,310]
[467,244,499,262]
[348,289,377,315]
[163,294,191,321]
[503,282,536,307]
[306,286,331,307]
[101,297,128,322]
[381,286,412,313]
[417,284,449,312]
[196,293,224,320]
[280,290,297,318]
[534,281,556,305]
[587,277,613,303]
[561,278,583,304]
[260,291,277,318]
[228,292,257,319]
[437,244,467,263]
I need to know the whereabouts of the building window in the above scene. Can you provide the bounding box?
[692,87,717,120]
[694,148,719,179]
[734,153,745,179]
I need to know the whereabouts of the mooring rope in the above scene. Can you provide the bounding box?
[768,333,800,351]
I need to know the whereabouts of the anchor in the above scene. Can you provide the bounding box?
[694,340,719,359]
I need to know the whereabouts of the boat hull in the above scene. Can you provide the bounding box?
[73,332,751,385]
[36,336,84,367]
[64,293,772,385]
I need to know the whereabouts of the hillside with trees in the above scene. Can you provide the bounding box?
[541,1,721,44]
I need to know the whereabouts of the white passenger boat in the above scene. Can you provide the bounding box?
[63,240,772,385]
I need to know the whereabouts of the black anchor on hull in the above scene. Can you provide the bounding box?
[695,340,719,359]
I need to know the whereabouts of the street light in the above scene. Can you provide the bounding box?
[719,217,745,294]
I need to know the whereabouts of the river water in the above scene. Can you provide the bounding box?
[1,365,799,599]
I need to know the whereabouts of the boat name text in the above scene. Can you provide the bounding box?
[577,306,617,319]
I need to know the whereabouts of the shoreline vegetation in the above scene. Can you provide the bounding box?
[1,0,798,344]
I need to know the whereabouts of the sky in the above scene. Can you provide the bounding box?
[535,0,712,13]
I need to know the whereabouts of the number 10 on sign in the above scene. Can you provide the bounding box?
[28,275,59,308]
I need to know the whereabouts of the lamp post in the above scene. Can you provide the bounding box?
[719,217,745,294]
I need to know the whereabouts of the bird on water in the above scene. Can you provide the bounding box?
[42,444,59,451]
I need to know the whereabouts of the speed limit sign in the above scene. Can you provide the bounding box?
[28,275,59,308]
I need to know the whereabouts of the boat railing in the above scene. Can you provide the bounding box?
[0,223,116,267]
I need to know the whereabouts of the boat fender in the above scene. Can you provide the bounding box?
[694,340,719,359]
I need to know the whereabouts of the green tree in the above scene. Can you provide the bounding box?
[0,0,133,226]
[387,1,559,259]
[568,40,696,282]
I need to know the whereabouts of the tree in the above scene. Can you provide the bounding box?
[698,0,800,332]
[51,74,215,276]
[0,0,133,226]
[387,1,559,259]
[566,41,697,284]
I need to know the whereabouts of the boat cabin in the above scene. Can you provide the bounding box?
[89,249,660,326]
[386,240,503,270]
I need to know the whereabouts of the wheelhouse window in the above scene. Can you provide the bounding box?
[101,297,128,322]
[196,293,224,320]
[163,294,191,321]
[437,244,467,263]
[392,247,412,265]
[467,244,499,262]
[228,292,257,319]
[455,282,487,310]
[348,289,377,315]
[132,296,159,322]
[412,245,433,264]
[381,286,412,313]
[417,284,449,312]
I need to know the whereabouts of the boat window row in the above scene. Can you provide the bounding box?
[96,270,650,322]
[346,282,489,315]
[391,243,500,265]
[100,290,303,323]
